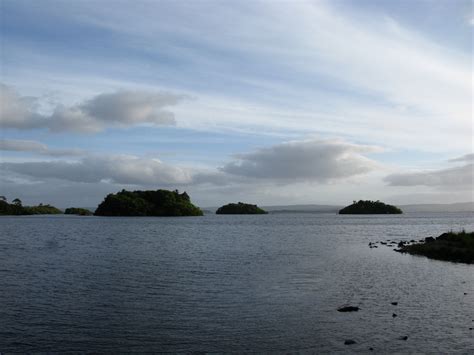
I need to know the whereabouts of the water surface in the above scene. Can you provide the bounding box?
[1,213,473,352]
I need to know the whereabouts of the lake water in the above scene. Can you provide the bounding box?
[1,213,473,353]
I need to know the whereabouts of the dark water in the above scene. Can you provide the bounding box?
[1,213,473,353]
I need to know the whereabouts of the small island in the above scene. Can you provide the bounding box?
[0,196,62,215]
[339,200,402,214]
[65,207,93,216]
[216,202,268,215]
[399,231,474,264]
[94,189,203,216]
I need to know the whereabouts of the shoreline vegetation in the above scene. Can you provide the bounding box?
[216,202,268,215]
[65,207,93,216]
[339,200,402,214]
[0,197,62,215]
[398,231,474,264]
[94,189,203,216]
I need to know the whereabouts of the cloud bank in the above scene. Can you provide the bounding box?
[2,155,193,185]
[0,139,84,156]
[2,139,379,186]
[449,153,474,163]
[385,155,473,188]
[0,84,183,133]
[221,139,379,181]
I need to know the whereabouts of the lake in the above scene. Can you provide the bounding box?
[1,213,473,353]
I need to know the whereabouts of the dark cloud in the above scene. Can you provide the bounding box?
[221,139,378,181]
[0,84,183,133]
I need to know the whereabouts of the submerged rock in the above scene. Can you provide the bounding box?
[337,306,360,312]
[344,339,357,345]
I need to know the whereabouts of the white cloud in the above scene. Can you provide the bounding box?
[0,84,183,133]
[0,84,46,129]
[81,90,179,125]
[2,155,193,185]
[449,153,474,163]
[1,139,381,187]
[0,139,48,152]
[221,139,380,181]
[385,156,473,188]
[0,139,84,156]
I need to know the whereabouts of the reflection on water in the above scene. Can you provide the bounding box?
[0,213,473,352]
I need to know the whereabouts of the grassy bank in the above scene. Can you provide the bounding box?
[400,231,474,264]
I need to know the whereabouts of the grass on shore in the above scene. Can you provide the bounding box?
[400,230,474,264]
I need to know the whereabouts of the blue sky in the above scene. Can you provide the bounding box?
[0,0,472,207]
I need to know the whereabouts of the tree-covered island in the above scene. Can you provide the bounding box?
[398,231,474,264]
[64,207,93,216]
[216,202,268,214]
[0,196,62,215]
[339,200,402,214]
[94,189,203,216]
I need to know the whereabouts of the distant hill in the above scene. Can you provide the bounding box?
[263,204,342,213]
[398,202,474,213]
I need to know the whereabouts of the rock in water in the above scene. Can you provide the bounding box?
[337,306,360,312]
[344,339,357,345]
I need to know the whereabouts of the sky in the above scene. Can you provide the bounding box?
[0,0,472,208]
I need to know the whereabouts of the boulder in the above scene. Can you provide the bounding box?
[337,306,360,312]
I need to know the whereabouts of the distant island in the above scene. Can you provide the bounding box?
[399,231,474,264]
[65,207,93,216]
[0,196,62,215]
[94,189,203,216]
[216,202,268,215]
[339,200,402,214]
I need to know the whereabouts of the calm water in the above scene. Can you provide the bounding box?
[1,213,473,353]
